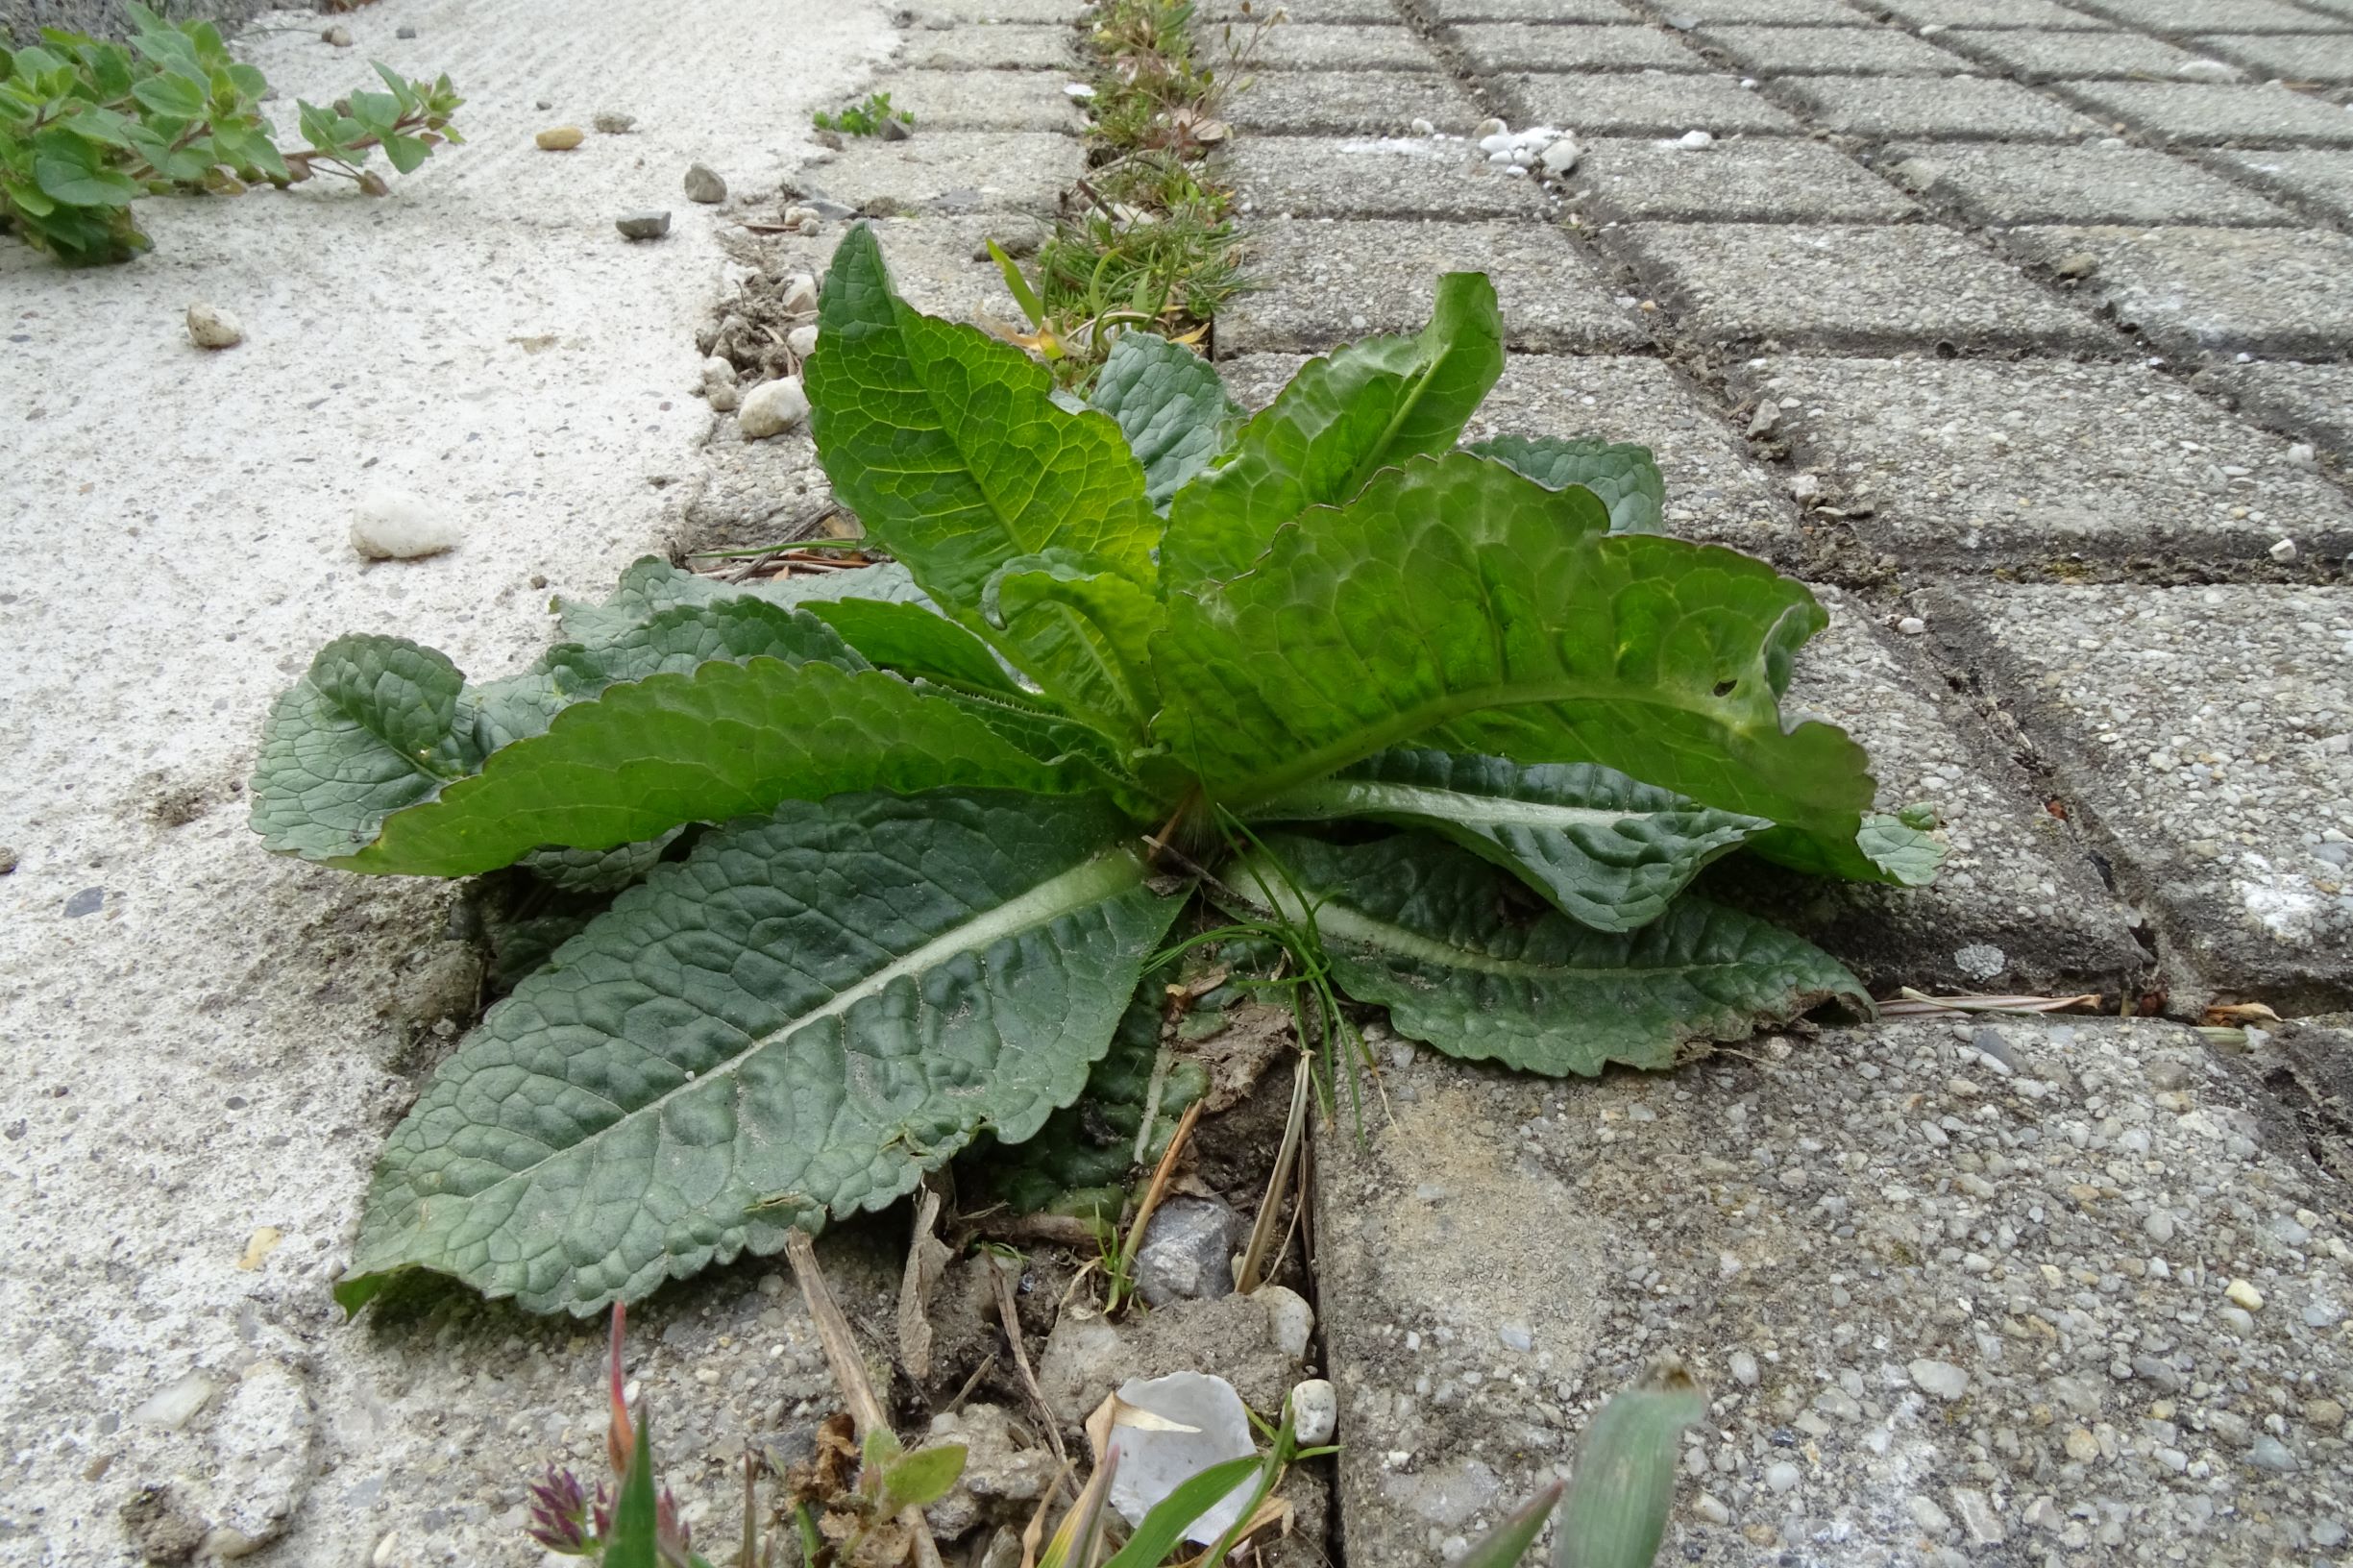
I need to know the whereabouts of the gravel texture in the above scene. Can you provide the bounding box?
[914,0,1087,19]
[1867,0,2116,24]
[2207,146,2353,224]
[1932,586,2353,1003]
[870,68,1089,131]
[2193,31,2353,84]
[2003,224,2353,359]
[1218,219,1650,352]
[1612,222,2111,351]
[1227,136,1558,220]
[1632,0,1871,19]
[1777,72,2109,137]
[1229,68,1484,135]
[1936,24,2229,81]
[1744,355,2353,573]
[1696,22,1984,75]
[1410,0,1641,19]
[1315,1017,2353,1565]
[1448,22,1710,72]
[801,131,1080,215]
[1247,23,1446,71]
[2199,360,2353,461]
[2053,80,2353,146]
[896,24,1077,68]
[1494,69,1806,134]
[1578,135,1922,222]
[1887,139,2293,225]
[1200,0,1399,17]
[2063,0,2345,30]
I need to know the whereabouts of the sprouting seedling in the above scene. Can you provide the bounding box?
[812,91,911,137]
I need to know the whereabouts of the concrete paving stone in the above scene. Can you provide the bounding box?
[1577,135,1922,220]
[1938,23,2230,79]
[1412,0,1640,21]
[1695,21,1983,73]
[799,131,1079,215]
[1777,72,2109,137]
[1740,355,2353,573]
[1218,219,1650,351]
[2005,223,2353,356]
[1229,68,1485,134]
[1242,22,1444,69]
[770,215,1030,324]
[2292,0,2353,19]
[2057,80,2353,145]
[1888,138,2294,222]
[2065,0,2343,29]
[1931,585,2353,1000]
[1614,222,2111,350]
[1863,0,2115,24]
[1316,1016,2353,1567]
[873,68,1090,131]
[897,24,1078,68]
[1639,0,1873,20]
[2200,359,2353,460]
[2208,146,2353,223]
[1202,0,1400,17]
[2196,32,2353,85]
[1448,21,1709,71]
[1227,135,1556,218]
[1494,70,1806,133]
[913,0,1088,18]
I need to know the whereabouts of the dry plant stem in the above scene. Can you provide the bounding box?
[1233,1054,1311,1295]
[897,1184,950,1382]
[991,1262,1072,1476]
[1883,988,2101,1017]
[1106,1098,1204,1314]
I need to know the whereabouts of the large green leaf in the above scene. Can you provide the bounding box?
[1468,435,1664,535]
[980,550,1164,741]
[804,597,1020,697]
[1155,453,1889,883]
[1249,748,1771,933]
[1158,272,1503,591]
[1555,1371,1707,1568]
[1088,330,1242,509]
[335,790,1186,1315]
[552,557,933,648]
[1226,833,1868,1076]
[805,222,1161,610]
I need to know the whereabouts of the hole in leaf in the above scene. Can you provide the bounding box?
[1712,678,1737,698]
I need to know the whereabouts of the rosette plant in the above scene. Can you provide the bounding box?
[252,222,1936,1317]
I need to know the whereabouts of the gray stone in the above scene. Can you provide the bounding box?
[1908,1358,1970,1399]
[2195,33,2353,84]
[615,209,672,239]
[1928,583,2353,1003]
[1612,222,2109,352]
[897,24,1077,69]
[2003,224,2353,358]
[737,375,810,439]
[802,132,1078,215]
[919,1405,1055,1540]
[1247,23,1442,70]
[876,69,1089,132]
[683,162,726,204]
[1744,355,2353,571]
[1133,1195,1244,1306]
[1697,23,1981,75]
[1891,140,2292,225]
[1577,135,1921,222]
[1775,73,2108,138]
[1314,1017,2353,1568]
[1289,1378,1337,1444]
[2201,359,2353,460]
[1448,23,1708,73]
[2207,147,2353,225]
[1229,69,1483,135]
[1938,25,2226,81]
[1037,1293,1308,1434]
[1227,136,1554,220]
[2054,80,2353,147]
[1494,71,1804,135]
[1219,219,1648,353]
[2065,0,2338,30]
[1869,0,2114,23]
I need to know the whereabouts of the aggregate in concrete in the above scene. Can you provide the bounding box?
[1217,219,1651,352]
[1931,585,2353,1003]
[1887,139,2293,224]
[1865,0,2115,24]
[1227,136,1557,220]
[897,24,1078,68]
[1777,72,2110,138]
[2194,32,2353,86]
[1315,1016,2353,1566]
[1412,0,1641,20]
[2055,80,2353,147]
[1229,68,1485,135]
[1200,0,1400,16]
[1635,0,1872,20]
[800,131,1080,215]
[2207,147,2353,224]
[871,68,1090,131]
[2200,360,2353,461]
[1244,22,1445,70]
[1937,24,2230,81]
[1493,70,1806,134]
[2063,0,2345,30]
[1577,135,1923,222]
[1614,222,2112,351]
[2004,223,2353,358]
[1739,355,2353,572]
[1696,22,1983,74]
[913,0,1089,19]
[1447,21,1710,72]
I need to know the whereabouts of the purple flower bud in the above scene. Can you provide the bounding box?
[525,1466,596,1556]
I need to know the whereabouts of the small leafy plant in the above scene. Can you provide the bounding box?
[812,91,909,138]
[0,3,461,264]
[1462,1367,1706,1568]
[255,222,1937,1317]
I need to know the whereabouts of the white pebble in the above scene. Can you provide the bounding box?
[1765,1461,1801,1494]
[185,302,243,349]
[1897,616,1925,636]
[2226,1278,2265,1311]
[2285,442,2316,468]
[1729,1350,1759,1386]
[1539,135,1581,177]
[350,488,462,560]
[1787,473,1823,502]
[1676,130,1713,150]
[1474,116,1508,140]
[1260,1286,1315,1359]
[1409,117,1435,135]
[1289,1379,1336,1445]
[1908,1359,1970,1400]
[737,376,810,440]
[779,273,820,315]
[2269,537,2298,563]
[787,324,820,359]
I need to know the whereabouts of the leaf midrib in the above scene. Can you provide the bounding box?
[1253,776,1648,831]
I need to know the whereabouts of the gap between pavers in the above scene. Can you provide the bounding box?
[2001,224,2353,360]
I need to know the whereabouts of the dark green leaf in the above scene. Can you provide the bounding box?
[1088,330,1241,509]
[980,550,1164,737]
[1554,1371,1707,1568]
[803,597,1019,696]
[1468,434,1665,535]
[517,831,683,894]
[1458,1482,1563,1568]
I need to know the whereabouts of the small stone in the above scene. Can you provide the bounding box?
[1289,1379,1336,1445]
[2268,537,2297,564]
[738,377,810,440]
[700,355,741,412]
[350,487,461,560]
[2176,58,2237,81]
[787,325,820,360]
[1498,1322,1534,1353]
[593,110,637,135]
[2246,1434,2298,1473]
[1729,1350,1760,1387]
[185,302,243,350]
[1539,136,1581,178]
[2063,1427,2099,1462]
[1949,1489,2004,1546]
[2305,1397,2345,1430]
[780,273,821,315]
[1908,1359,1970,1401]
[2225,1278,2265,1311]
[1787,473,1822,502]
[536,127,584,151]
[1474,117,1507,141]
[0,847,16,875]
[321,25,352,45]
[879,115,914,141]
[1897,616,1925,636]
[1954,943,2005,981]
[684,163,727,204]
[1692,1494,1731,1526]
[2053,252,2099,281]
[1259,1285,1315,1360]
[615,210,672,240]
[131,1372,217,1430]
[1908,1496,1952,1534]
[1410,117,1435,136]
[1133,1196,1242,1306]
[2144,1211,2176,1243]
[1675,130,1713,151]
[1764,1461,1801,1494]
[395,24,416,38]
[1747,399,1778,437]
[2316,1522,2349,1550]
[2286,442,2317,468]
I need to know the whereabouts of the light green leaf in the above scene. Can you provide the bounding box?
[380,132,429,174]
[1089,330,1241,509]
[805,596,1020,696]
[1467,434,1665,535]
[130,70,203,117]
[1554,1370,1707,1568]
[1225,832,1869,1076]
[1102,1457,1264,1568]
[1155,452,1888,883]
[1249,748,1771,933]
[334,790,1185,1315]
[981,550,1164,738]
[1158,271,1503,590]
[1858,811,1945,886]
[805,222,1160,610]
[33,129,136,206]
[883,1443,968,1514]
[607,1407,660,1568]
[1458,1482,1564,1568]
